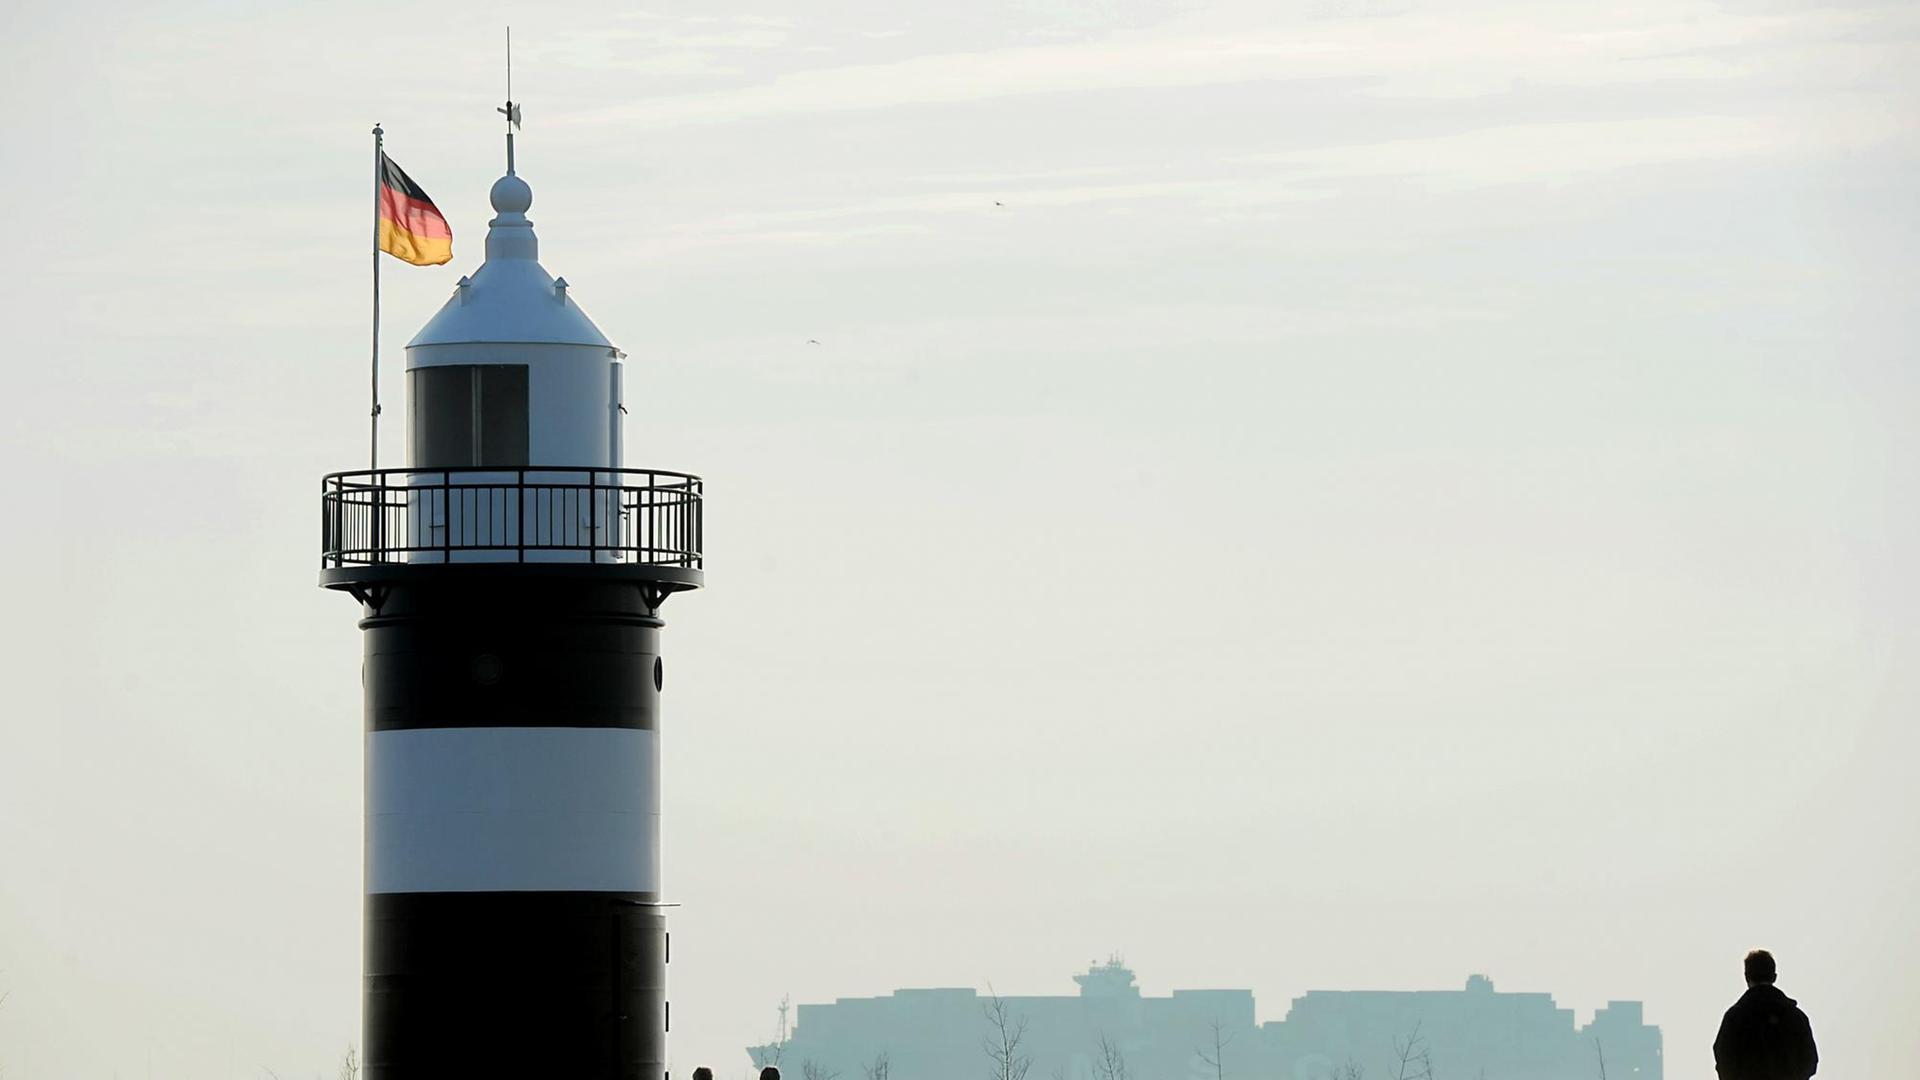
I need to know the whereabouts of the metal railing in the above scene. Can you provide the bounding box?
[321,467,703,569]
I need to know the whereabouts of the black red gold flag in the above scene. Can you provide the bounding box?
[377,153,452,266]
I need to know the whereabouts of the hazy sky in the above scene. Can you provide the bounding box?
[2,0,1917,1076]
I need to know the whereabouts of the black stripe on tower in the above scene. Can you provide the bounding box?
[364,892,666,1079]
[362,577,663,731]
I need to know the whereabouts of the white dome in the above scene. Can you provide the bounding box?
[490,173,532,214]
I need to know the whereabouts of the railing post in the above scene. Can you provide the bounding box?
[386,471,396,561]
[517,469,526,563]
[325,477,338,568]
[338,477,348,567]
[442,470,452,563]
[380,470,390,563]
[370,470,383,561]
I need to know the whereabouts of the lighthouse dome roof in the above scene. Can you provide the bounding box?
[407,169,613,350]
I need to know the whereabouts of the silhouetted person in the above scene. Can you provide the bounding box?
[1714,949,1818,1080]
[692,1070,713,1080]
[761,1068,782,1080]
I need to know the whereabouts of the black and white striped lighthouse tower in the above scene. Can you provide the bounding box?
[320,125,702,1078]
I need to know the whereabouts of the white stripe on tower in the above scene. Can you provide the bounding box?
[367,726,659,894]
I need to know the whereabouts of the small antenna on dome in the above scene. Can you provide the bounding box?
[497,26,522,173]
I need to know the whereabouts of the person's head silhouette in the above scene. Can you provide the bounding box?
[761,1069,782,1080]
[1744,949,1777,987]
[692,1070,714,1080]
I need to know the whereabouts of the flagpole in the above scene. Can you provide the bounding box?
[371,123,384,475]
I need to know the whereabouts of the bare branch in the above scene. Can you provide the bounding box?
[1093,1031,1132,1080]
[982,986,1033,1080]
[1197,1017,1232,1079]
[1392,1023,1433,1080]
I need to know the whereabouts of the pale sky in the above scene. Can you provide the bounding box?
[2,0,1917,1076]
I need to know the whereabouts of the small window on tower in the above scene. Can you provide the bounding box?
[411,364,529,467]
[477,365,529,466]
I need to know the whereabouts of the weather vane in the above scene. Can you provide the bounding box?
[497,26,522,174]
[498,26,522,132]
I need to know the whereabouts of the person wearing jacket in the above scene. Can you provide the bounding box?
[1713,950,1818,1080]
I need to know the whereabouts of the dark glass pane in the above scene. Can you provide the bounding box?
[411,366,474,468]
[477,365,529,466]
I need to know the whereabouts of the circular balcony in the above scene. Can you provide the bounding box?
[319,467,703,596]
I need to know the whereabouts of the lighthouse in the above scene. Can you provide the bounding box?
[320,132,702,1078]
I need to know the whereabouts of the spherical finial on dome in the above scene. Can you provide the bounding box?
[490,173,533,214]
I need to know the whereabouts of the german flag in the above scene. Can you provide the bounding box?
[378,152,452,266]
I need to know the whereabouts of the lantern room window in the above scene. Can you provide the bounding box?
[411,364,529,468]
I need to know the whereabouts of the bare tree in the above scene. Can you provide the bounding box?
[802,1061,839,1080]
[982,987,1032,1080]
[1392,1024,1433,1080]
[861,1051,891,1080]
[1320,1060,1364,1080]
[1197,1018,1232,1080]
[338,1045,359,1080]
[1092,1031,1131,1080]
